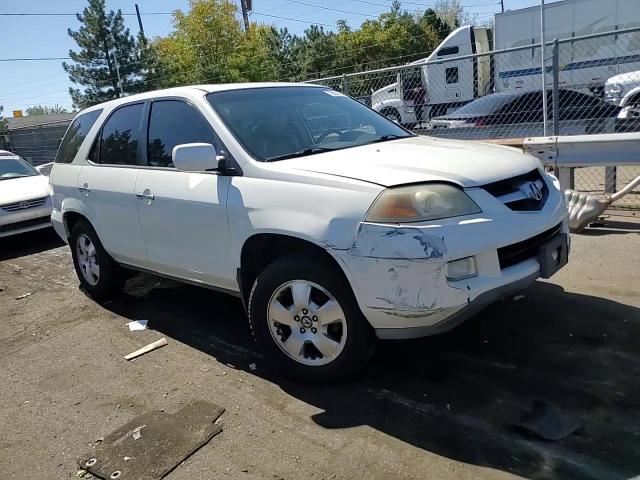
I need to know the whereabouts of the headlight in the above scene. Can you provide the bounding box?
[605,83,623,95]
[366,183,481,223]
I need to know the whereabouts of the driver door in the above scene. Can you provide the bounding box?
[134,99,234,290]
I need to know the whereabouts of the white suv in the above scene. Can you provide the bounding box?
[50,83,569,382]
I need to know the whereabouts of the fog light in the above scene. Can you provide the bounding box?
[447,256,478,281]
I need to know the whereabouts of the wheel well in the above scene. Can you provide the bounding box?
[239,234,348,305]
[63,211,87,239]
[625,91,640,107]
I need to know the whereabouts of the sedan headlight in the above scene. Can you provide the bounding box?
[366,183,481,223]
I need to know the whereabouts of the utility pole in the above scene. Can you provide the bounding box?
[240,0,251,32]
[500,0,504,13]
[135,4,146,43]
[541,0,547,135]
[111,51,124,97]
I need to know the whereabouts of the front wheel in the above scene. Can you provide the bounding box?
[248,253,376,382]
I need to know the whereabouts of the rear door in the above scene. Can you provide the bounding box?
[77,102,148,266]
[50,109,103,238]
[134,98,233,289]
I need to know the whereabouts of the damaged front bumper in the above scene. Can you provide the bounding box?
[332,184,569,339]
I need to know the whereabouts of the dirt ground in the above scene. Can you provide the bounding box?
[1,217,639,480]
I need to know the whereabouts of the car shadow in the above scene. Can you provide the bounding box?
[103,276,640,480]
[580,219,640,236]
[0,228,65,261]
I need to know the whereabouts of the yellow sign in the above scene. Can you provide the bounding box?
[13,110,23,117]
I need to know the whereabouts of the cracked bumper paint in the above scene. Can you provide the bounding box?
[333,189,568,339]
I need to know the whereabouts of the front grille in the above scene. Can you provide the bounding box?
[497,223,562,270]
[1,197,48,212]
[0,216,51,233]
[481,170,548,211]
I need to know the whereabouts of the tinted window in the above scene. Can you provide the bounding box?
[207,87,412,162]
[450,94,517,115]
[100,103,143,165]
[147,100,218,168]
[445,67,459,84]
[438,46,459,56]
[55,109,102,164]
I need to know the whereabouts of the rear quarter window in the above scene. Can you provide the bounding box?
[55,109,102,164]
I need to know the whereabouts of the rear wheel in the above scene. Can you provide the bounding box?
[70,220,125,300]
[248,253,376,382]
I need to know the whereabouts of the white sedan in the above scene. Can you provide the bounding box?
[0,150,53,238]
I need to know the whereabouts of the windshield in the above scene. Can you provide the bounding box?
[449,94,517,116]
[0,157,39,180]
[207,86,413,161]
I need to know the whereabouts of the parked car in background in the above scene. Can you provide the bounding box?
[604,70,640,108]
[605,70,640,132]
[427,89,621,140]
[0,150,53,238]
[49,84,569,382]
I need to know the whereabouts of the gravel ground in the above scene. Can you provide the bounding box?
[1,218,639,480]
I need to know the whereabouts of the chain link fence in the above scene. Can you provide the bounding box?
[310,27,640,210]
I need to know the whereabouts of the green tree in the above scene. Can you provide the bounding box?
[63,0,149,108]
[0,106,8,150]
[152,0,245,87]
[25,105,69,116]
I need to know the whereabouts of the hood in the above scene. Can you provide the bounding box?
[0,175,50,205]
[277,136,538,188]
[606,71,640,86]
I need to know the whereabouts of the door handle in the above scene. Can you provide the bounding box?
[135,190,154,201]
[78,183,91,194]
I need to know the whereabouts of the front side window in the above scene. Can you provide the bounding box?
[100,103,144,165]
[207,87,412,162]
[55,109,102,164]
[147,100,218,168]
[0,157,39,180]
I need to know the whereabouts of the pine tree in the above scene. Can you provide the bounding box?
[63,0,149,109]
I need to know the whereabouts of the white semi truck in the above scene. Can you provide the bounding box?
[372,0,640,125]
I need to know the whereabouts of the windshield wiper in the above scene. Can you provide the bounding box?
[265,146,336,162]
[0,174,31,181]
[364,134,411,145]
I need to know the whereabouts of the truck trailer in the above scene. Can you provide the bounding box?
[371,0,640,125]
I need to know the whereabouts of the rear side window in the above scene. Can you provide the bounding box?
[147,100,218,168]
[100,103,144,165]
[445,67,459,84]
[55,109,102,164]
[438,46,459,57]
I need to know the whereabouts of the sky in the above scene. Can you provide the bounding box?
[0,0,555,114]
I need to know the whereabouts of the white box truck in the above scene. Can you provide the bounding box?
[371,0,640,125]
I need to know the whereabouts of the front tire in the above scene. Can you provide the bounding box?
[70,220,125,301]
[248,253,376,382]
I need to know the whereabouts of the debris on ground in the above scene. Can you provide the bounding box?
[124,338,168,361]
[513,294,526,301]
[79,401,224,480]
[15,292,33,300]
[127,320,149,331]
[249,362,258,371]
[132,425,145,440]
[516,400,581,441]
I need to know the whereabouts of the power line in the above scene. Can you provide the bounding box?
[0,12,173,16]
[0,57,70,62]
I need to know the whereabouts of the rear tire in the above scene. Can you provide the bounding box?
[248,253,376,383]
[70,220,125,301]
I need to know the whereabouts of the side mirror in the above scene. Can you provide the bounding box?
[172,143,220,172]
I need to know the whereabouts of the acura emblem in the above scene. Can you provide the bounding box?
[527,183,543,201]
